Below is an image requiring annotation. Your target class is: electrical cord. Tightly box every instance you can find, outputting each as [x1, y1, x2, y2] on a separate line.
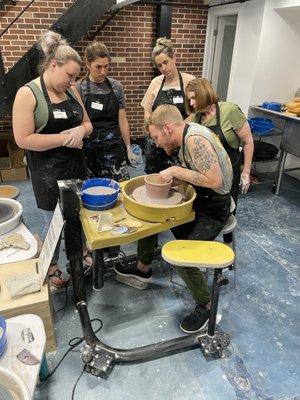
[53, 284, 69, 323]
[42, 318, 103, 382]
[71, 366, 86, 400]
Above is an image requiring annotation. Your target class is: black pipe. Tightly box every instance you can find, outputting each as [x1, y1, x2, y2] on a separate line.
[208, 268, 221, 336]
[77, 301, 204, 363]
[60, 187, 86, 303]
[93, 250, 105, 291]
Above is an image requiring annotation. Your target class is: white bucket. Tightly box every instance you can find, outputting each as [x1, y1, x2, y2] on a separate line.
[0, 198, 23, 236]
[0, 366, 31, 400]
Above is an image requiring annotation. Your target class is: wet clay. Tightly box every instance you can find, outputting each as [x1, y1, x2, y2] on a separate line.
[83, 186, 116, 195]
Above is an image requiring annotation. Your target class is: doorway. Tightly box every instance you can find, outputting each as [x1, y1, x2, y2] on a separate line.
[211, 15, 237, 100]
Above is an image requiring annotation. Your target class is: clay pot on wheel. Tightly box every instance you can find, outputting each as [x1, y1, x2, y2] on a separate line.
[144, 174, 172, 199]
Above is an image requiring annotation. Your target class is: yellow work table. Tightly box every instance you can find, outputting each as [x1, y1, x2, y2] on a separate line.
[80, 197, 195, 250]
[80, 187, 195, 290]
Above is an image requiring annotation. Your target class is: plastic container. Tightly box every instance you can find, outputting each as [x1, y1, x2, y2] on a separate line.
[81, 178, 120, 208]
[261, 101, 282, 112]
[131, 144, 143, 164]
[248, 117, 274, 135]
[0, 367, 31, 400]
[0, 315, 7, 358]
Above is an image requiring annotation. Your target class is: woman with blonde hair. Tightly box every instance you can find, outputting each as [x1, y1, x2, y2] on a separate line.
[12, 30, 92, 288]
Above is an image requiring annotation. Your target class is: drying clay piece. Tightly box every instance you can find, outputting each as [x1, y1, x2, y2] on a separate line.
[2, 233, 30, 250]
[132, 186, 182, 206]
[124, 219, 144, 228]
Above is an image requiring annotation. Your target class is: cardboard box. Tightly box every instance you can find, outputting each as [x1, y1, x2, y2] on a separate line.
[0, 259, 57, 353]
[1, 167, 27, 181]
[0, 140, 12, 170]
[8, 141, 25, 168]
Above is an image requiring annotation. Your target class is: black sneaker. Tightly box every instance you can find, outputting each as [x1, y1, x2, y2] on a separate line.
[114, 262, 152, 282]
[180, 304, 210, 333]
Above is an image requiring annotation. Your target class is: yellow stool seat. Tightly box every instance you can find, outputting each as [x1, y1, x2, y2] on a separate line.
[162, 240, 234, 269]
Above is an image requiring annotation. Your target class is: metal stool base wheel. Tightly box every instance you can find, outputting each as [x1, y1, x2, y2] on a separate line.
[162, 240, 235, 359]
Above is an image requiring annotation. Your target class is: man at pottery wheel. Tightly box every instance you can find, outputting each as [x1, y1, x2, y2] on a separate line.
[119, 104, 233, 333]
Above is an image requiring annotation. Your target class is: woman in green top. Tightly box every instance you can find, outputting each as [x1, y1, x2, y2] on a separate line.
[185, 78, 254, 207]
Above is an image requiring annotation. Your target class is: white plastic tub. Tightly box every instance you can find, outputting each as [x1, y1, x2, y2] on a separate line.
[0, 366, 31, 400]
[0, 198, 23, 236]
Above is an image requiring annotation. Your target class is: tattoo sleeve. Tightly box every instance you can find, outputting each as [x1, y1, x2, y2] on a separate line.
[191, 137, 217, 174]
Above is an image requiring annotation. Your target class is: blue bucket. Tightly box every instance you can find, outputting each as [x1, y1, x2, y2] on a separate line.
[248, 117, 274, 134]
[0, 315, 7, 358]
[81, 178, 120, 208]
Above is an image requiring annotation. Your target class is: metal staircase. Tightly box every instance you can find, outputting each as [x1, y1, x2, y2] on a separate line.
[0, 0, 118, 120]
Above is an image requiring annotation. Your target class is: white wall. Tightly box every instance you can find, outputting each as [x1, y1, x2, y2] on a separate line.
[250, 0, 300, 106]
[205, 0, 300, 113]
[227, 0, 265, 113]
[204, 0, 300, 175]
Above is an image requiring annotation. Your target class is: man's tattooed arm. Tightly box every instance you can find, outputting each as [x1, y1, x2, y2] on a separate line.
[188, 135, 222, 188]
[158, 136, 223, 189]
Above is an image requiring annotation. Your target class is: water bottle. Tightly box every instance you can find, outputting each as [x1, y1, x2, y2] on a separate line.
[131, 144, 143, 164]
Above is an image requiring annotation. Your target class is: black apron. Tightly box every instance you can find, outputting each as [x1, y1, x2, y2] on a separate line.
[26, 75, 87, 211]
[197, 102, 241, 207]
[171, 124, 231, 241]
[83, 77, 129, 181]
[144, 72, 186, 174]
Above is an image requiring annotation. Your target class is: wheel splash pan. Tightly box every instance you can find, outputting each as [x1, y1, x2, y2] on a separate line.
[122, 176, 196, 222]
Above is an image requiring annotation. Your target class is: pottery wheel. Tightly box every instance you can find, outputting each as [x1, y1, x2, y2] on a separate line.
[0, 203, 16, 223]
[132, 186, 182, 206]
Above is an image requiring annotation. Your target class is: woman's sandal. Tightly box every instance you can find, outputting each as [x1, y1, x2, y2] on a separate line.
[48, 265, 70, 289]
[83, 251, 93, 267]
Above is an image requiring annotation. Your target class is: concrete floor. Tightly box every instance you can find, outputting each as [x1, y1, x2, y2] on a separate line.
[5, 164, 300, 400]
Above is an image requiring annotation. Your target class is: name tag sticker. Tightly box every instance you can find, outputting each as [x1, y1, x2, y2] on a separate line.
[91, 102, 103, 111]
[173, 96, 184, 104]
[53, 110, 67, 119]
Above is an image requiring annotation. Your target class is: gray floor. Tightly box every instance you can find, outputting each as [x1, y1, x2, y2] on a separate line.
[5, 164, 300, 400]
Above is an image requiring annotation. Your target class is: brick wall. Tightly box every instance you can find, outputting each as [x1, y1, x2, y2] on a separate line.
[0, 0, 208, 138]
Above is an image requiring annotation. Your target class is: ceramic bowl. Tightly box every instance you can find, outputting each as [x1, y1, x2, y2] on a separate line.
[0, 198, 23, 236]
[81, 178, 120, 207]
[144, 174, 172, 199]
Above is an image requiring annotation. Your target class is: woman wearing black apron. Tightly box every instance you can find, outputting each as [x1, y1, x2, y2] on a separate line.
[12, 31, 92, 288]
[185, 78, 254, 209]
[141, 37, 196, 174]
[114, 37, 195, 284]
[76, 41, 136, 182]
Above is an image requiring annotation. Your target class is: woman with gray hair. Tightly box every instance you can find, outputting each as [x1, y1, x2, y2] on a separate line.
[12, 30, 92, 288]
